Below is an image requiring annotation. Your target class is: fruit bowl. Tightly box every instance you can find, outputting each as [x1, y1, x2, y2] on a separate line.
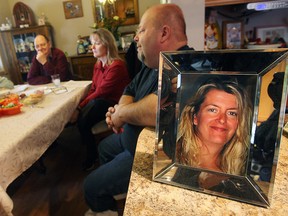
[0, 104, 22, 115]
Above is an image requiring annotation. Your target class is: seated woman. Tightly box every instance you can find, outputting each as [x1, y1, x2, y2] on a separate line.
[70, 28, 130, 170]
[176, 78, 252, 175]
[27, 34, 71, 85]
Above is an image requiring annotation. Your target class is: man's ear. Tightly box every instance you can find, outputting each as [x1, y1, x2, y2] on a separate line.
[160, 25, 170, 43]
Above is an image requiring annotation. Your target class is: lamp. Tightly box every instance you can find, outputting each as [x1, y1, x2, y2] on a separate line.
[99, 0, 116, 5]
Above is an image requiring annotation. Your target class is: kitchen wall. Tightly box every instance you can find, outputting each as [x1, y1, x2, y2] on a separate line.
[0, 0, 11, 23]
[167, 0, 205, 50]
[1, 0, 159, 56]
[0, 0, 9, 73]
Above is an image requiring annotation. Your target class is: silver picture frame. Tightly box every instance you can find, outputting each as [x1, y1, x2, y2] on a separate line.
[153, 49, 288, 207]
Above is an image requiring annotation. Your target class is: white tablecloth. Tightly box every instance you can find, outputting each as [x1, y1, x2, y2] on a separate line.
[0, 80, 91, 215]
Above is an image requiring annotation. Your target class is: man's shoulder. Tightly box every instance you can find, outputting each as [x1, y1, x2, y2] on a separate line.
[51, 47, 66, 56]
[133, 66, 157, 81]
[139, 66, 156, 75]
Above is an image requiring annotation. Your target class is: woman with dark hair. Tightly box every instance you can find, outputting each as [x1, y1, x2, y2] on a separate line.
[177, 78, 252, 175]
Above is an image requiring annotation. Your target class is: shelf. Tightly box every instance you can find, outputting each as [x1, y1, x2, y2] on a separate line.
[205, 0, 267, 7]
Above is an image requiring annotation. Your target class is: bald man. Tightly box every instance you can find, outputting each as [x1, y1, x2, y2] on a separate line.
[83, 4, 190, 215]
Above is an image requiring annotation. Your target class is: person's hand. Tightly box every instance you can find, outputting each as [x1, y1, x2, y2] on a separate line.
[105, 106, 115, 128]
[36, 51, 48, 65]
[106, 105, 125, 134]
[69, 110, 79, 124]
[106, 106, 122, 133]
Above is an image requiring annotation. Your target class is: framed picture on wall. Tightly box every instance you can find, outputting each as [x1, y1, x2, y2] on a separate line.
[256, 25, 288, 44]
[223, 21, 244, 49]
[63, 0, 83, 19]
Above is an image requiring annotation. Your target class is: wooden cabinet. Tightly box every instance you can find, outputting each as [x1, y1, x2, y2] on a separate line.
[69, 51, 126, 80]
[69, 54, 96, 80]
[206, 0, 266, 7]
[0, 25, 53, 84]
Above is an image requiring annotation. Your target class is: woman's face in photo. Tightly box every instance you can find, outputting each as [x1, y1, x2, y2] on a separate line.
[90, 34, 107, 58]
[193, 89, 239, 148]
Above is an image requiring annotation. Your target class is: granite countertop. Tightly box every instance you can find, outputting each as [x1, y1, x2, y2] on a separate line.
[124, 128, 288, 216]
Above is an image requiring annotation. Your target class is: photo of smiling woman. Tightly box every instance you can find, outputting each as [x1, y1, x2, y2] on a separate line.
[176, 78, 252, 175]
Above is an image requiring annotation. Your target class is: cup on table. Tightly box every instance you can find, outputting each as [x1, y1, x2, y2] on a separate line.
[51, 74, 61, 87]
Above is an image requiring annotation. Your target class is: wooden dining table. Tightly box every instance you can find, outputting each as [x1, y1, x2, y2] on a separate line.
[0, 80, 91, 216]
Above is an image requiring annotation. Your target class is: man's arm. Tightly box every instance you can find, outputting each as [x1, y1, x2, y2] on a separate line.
[106, 93, 158, 133]
[43, 51, 70, 81]
[112, 93, 158, 128]
[105, 95, 133, 132]
[27, 57, 51, 85]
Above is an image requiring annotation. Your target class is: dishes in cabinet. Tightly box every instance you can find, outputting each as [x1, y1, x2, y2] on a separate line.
[13, 38, 26, 53]
[25, 36, 35, 43]
[25, 36, 36, 51]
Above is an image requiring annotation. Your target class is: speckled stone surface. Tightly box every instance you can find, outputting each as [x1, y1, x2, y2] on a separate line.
[124, 128, 288, 216]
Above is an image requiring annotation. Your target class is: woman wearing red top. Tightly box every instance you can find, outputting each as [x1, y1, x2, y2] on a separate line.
[70, 28, 130, 170]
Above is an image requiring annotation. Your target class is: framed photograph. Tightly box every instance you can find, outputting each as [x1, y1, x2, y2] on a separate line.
[223, 21, 244, 49]
[154, 49, 288, 207]
[256, 25, 288, 44]
[204, 23, 221, 50]
[63, 0, 83, 19]
[38, 17, 45, 26]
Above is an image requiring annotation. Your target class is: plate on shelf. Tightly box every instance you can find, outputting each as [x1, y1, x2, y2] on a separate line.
[13, 38, 24, 45]
[25, 36, 35, 43]
[246, 44, 281, 49]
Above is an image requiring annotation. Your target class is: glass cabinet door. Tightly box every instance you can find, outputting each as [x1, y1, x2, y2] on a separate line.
[12, 32, 37, 81]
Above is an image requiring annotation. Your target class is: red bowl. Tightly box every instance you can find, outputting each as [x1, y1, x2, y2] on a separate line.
[0, 105, 22, 115]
